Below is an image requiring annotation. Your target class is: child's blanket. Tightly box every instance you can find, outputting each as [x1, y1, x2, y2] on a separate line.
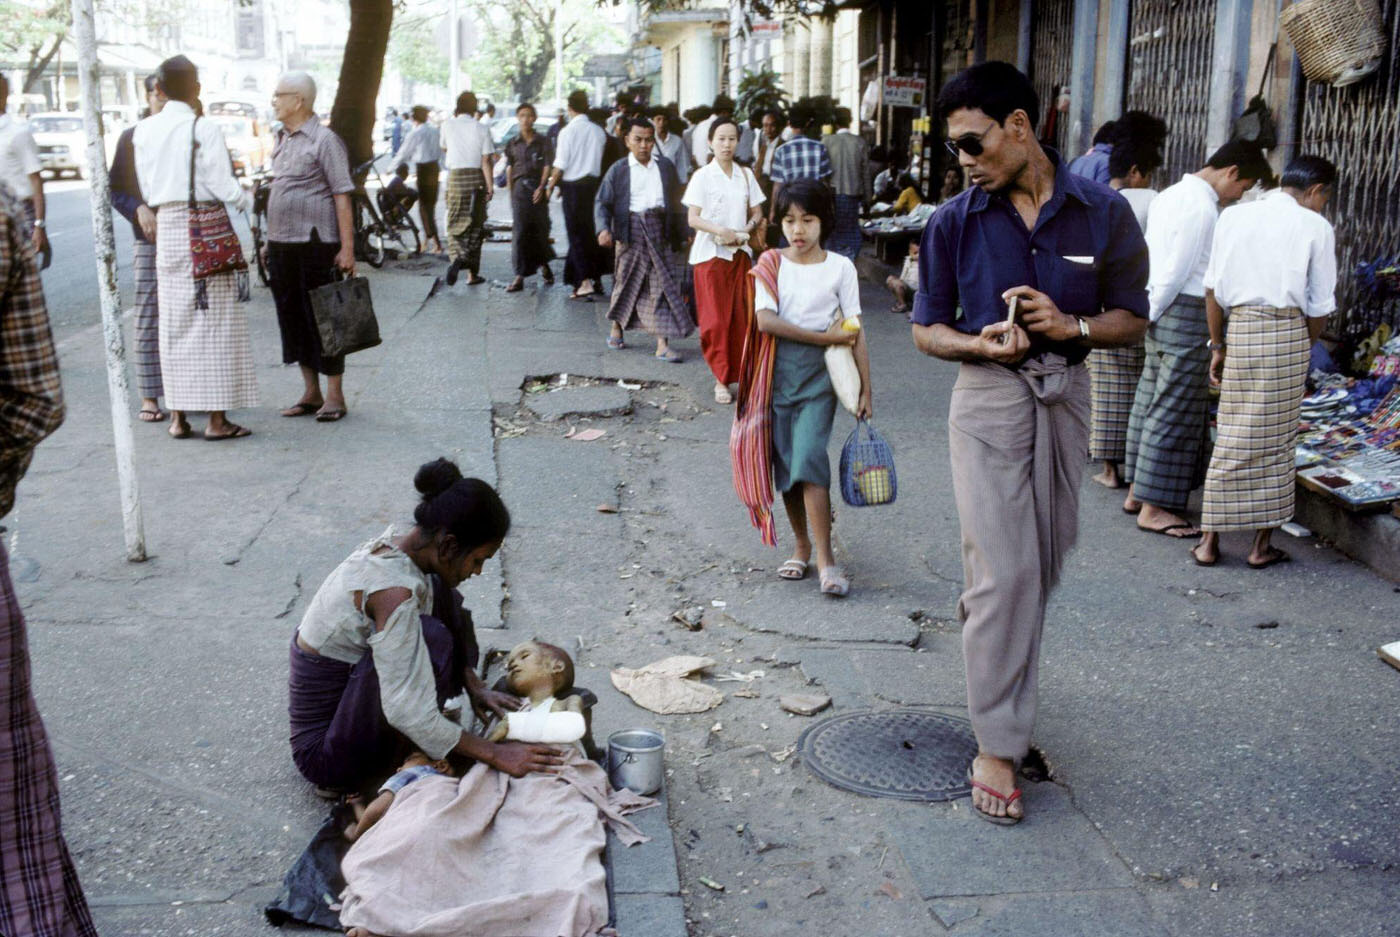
[339, 747, 654, 936]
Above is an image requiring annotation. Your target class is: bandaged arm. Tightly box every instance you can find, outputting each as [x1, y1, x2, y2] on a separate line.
[504, 705, 586, 744]
[367, 598, 463, 760]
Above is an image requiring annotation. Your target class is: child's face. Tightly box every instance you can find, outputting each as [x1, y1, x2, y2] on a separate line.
[505, 641, 563, 695]
[781, 204, 823, 253]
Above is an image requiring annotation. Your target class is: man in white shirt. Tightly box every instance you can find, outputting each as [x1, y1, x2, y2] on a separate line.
[649, 106, 689, 185]
[133, 54, 257, 441]
[1123, 140, 1269, 538]
[546, 90, 608, 299]
[0, 75, 46, 260]
[1192, 156, 1337, 569]
[390, 105, 442, 253]
[440, 90, 495, 285]
[596, 118, 690, 361]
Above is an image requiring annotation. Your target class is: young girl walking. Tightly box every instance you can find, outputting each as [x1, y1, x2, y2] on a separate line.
[683, 117, 766, 404]
[738, 178, 872, 596]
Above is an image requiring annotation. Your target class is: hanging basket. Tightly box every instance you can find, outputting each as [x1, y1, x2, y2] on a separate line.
[1280, 0, 1388, 87]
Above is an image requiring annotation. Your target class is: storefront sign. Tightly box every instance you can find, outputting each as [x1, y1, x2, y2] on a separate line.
[751, 20, 782, 38]
[883, 76, 927, 108]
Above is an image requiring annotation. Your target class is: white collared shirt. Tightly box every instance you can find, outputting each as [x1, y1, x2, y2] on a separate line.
[627, 153, 664, 213]
[552, 113, 605, 182]
[390, 121, 441, 169]
[0, 114, 41, 200]
[440, 114, 494, 170]
[682, 160, 764, 265]
[736, 124, 756, 163]
[760, 133, 780, 176]
[1118, 187, 1156, 232]
[1203, 189, 1337, 318]
[132, 101, 248, 210]
[1144, 172, 1219, 321]
[655, 131, 689, 184]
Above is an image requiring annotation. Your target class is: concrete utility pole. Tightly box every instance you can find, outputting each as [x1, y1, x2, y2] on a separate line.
[69, 0, 148, 562]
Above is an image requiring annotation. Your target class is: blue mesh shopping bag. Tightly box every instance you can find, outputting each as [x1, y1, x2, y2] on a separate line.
[839, 419, 897, 507]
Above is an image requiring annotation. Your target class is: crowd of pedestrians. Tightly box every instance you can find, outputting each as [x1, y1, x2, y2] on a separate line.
[0, 46, 1353, 929]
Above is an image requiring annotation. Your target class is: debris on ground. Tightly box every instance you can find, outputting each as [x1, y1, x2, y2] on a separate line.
[672, 606, 705, 630]
[611, 656, 723, 713]
[698, 877, 725, 892]
[878, 882, 903, 900]
[779, 693, 831, 716]
[565, 427, 606, 442]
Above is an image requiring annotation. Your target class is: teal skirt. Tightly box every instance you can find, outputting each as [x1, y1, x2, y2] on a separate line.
[771, 338, 837, 492]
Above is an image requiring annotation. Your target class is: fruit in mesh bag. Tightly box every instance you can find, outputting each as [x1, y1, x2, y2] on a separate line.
[856, 465, 891, 503]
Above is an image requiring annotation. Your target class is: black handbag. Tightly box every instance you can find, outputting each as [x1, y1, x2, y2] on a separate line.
[1232, 44, 1278, 150]
[309, 268, 381, 358]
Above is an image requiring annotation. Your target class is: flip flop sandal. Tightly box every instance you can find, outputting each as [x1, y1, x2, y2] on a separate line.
[819, 566, 849, 597]
[315, 408, 348, 423]
[776, 559, 808, 581]
[204, 423, 252, 441]
[505, 281, 525, 293]
[714, 384, 733, 404]
[966, 767, 1023, 826]
[1140, 522, 1198, 538]
[655, 350, 683, 363]
[607, 336, 626, 350]
[138, 408, 168, 422]
[280, 402, 321, 417]
[1247, 547, 1291, 570]
[1122, 503, 1142, 515]
[542, 270, 555, 284]
[1190, 545, 1218, 567]
[467, 276, 487, 286]
[168, 423, 192, 440]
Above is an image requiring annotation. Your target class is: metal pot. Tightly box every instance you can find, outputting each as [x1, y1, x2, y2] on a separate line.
[607, 728, 665, 795]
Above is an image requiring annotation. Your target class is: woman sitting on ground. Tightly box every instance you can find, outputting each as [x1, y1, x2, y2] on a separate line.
[287, 458, 564, 795]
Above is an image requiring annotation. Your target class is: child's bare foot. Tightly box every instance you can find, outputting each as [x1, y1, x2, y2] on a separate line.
[346, 928, 383, 937]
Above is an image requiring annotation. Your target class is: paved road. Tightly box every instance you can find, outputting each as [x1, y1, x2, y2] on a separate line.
[38, 179, 253, 342]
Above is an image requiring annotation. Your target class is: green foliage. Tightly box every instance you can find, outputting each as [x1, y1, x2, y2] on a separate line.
[388, 12, 449, 88]
[735, 66, 787, 120]
[0, 1, 68, 55]
[464, 0, 622, 105]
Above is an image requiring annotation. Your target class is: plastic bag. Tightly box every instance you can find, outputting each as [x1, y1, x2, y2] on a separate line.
[839, 419, 896, 507]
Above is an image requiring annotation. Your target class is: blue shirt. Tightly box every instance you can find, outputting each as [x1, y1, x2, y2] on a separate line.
[1067, 143, 1112, 184]
[769, 136, 832, 185]
[912, 151, 1149, 366]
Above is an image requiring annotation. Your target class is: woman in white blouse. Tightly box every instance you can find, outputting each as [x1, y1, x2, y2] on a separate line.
[682, 118, 765, 404]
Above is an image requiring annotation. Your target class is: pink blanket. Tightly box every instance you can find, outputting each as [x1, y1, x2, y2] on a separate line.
[339, 748, 655, 937]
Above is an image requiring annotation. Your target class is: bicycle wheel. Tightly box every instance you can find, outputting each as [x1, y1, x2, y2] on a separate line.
[398, 216, 421, 256]
[365, 224, 388, 268]
[253, 225, 271, 286]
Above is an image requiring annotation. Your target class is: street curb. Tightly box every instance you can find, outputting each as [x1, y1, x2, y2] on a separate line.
[607, 790, 686, 937]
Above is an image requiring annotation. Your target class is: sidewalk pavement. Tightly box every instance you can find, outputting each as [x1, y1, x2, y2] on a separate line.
[13, 225, 1400, 937]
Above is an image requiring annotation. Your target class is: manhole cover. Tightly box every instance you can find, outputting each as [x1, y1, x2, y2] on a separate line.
[797, 708, 978, 801]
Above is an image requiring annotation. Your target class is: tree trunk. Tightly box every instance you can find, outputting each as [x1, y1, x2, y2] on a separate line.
[24, 34, 64, 94]
[330, 0, 394, 172]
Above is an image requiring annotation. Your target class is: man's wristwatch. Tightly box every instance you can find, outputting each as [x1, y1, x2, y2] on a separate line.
[1206, 339, 1226, 351]
[32, 219, 45, 228]
[1076, 316, 1090, 340]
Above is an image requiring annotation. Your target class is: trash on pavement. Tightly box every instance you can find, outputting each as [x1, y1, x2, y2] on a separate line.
[780, 693, 832, 716]
[610, 655, 723, 713]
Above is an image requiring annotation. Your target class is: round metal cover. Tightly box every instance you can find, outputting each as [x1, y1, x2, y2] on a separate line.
[797, 708, 978, 801]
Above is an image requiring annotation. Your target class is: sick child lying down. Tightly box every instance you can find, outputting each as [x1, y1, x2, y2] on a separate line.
[339, 641, 653, 937]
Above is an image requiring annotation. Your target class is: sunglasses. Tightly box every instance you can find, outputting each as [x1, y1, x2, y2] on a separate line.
[944, 119, 998, 158]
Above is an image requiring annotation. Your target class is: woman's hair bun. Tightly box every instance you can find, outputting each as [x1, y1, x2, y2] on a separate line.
[414, 458, 465, 501]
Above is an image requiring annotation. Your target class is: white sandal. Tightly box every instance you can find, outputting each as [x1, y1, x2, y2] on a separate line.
[776, 559, 808, 581]
[819, 565, 849, 597]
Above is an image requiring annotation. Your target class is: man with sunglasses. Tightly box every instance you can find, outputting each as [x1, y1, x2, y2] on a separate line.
[910, 62, 1149, 825]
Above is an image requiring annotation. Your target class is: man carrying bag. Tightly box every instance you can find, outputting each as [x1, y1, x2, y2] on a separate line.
[265, 71, 357, 423]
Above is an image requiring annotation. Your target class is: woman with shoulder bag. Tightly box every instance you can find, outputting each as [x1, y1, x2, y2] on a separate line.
[682, 117, 766, 405]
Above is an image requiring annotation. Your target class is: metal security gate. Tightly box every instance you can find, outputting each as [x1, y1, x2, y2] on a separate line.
[1030, 0, 1074, 156]
[1124, 0, 1217, 187]
[1300, 0, 1400, 344]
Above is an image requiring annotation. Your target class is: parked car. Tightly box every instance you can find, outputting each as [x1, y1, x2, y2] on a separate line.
[205, 100, 275, 176]
[28, 113, 87, 178]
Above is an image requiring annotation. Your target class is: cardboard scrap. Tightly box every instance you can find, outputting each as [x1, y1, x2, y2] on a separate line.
[611, 655, 724, 714]
[566, 427, 606, 442]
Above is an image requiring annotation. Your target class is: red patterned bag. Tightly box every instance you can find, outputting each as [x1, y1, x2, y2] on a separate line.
[187, 117, 246, 305]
